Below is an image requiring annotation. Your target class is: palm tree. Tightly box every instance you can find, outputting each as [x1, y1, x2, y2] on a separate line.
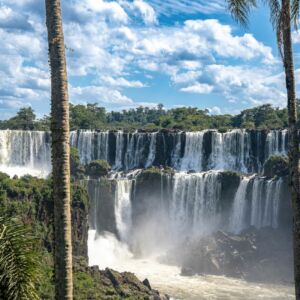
[45, 0, 73, 299]
[0, 218, 40, 300]
[226, 0, 300, 297]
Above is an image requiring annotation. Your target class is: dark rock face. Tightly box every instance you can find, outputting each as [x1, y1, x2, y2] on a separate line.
[86, 178, 118, 237]
[177, 228, 293, 283]
[218, 171, 241, 217]
[202, 131, 213, 170]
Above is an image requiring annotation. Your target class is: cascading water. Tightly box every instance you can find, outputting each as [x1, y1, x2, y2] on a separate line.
[145, 132, 157, 168]
[0, 130, 51, 177]
[179, 131, 206, 171]
[88, 171, 286, 252]
[250, 177, 283, 229]
[0, 129, 289, 176]
[171, 171, 222, 236]
[266, 129, 288, 157]
[229, 176, 252, 233]
[88, 171, 292, 300]
[114, 178, 133, 242]
[0, 129, 293, 299]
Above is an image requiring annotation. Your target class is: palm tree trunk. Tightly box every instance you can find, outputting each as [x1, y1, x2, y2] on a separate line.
[45, 0, 73, 299]
[282, 0, 300, 298]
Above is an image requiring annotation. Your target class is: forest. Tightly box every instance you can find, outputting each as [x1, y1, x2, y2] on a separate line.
[0, 102, 293, 131]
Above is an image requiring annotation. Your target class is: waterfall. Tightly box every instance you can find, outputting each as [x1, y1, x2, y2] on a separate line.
[250, 178, 264, 227]
[86, 171, 286, 259]
[70, 130, 94, 164]
[96, 131, 109, 162]
[0, 129, 288, 175]
[115, 131, 124, 169]
[249, 177, 283, 229]
[229, 176, 252, 233]
[145, 132, 157, 167]
[0, 130, 51, 177]
[171, 131, 183, 168]
[265, 129, 288, 157]
[209, 130, 250, 172]
[171, 171, 222, 236]
[180, 131, 206, 171]
[114, 179, 133, 242]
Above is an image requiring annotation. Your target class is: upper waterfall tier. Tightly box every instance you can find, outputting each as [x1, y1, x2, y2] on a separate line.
[72, 129, 288, 173]
[0, 129, 288, 176]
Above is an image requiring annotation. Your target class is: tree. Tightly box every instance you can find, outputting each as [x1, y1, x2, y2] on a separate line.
[0, 218, 40, 300]
[15, 107, 36, 130]
[1, 107, 36, 130]
[226, 0, 300, 297]
[45, 0, 73, 299]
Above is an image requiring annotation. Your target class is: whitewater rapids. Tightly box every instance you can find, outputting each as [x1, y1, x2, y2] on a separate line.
[88, 230, 294, 300]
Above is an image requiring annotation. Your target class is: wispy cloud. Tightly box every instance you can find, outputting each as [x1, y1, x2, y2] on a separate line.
[147, 0, 225, 16]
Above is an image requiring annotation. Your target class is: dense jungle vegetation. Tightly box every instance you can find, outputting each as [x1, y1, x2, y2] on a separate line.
[0, 102, 295, 131]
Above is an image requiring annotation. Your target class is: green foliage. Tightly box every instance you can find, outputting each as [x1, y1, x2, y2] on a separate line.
[0, 174, 165, 299]
[231, 104, 287, 129]
[0, 107, 36, 130]
[86, 160, 111, 178]
[0, 217, 41, 300]
[70, 103, 106, 130]
[263, 155, 289, 178]
[0, 102, 293, 131]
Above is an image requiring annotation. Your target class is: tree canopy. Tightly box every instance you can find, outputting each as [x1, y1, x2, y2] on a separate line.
[0, 102, 295, 131]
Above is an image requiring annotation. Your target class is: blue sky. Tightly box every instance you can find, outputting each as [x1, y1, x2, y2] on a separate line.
[0, 0, 300, 119]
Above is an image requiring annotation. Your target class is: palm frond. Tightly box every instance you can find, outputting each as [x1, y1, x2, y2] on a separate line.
[264, 0, 281, 29]
[291, 0, 300, 27]
[0, 218, 41, 300]
[276, 9, 284, 58]
[263, 0, 284, 56]
[226, 0, 257, 26]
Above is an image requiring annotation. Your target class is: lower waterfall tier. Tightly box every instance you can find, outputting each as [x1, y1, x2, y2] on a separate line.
[86, 169, 291, 257]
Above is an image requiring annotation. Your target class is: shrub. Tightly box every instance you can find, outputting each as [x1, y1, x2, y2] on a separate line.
[85, 160, 111, 178]
[263, 155, 289, 178]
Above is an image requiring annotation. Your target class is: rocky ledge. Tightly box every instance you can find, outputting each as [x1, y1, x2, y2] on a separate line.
[75, 258, 169, 300]
[164, 227, 293, 284]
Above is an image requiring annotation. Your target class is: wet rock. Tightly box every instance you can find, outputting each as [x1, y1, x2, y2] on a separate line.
[143, 278, 152, 290]
[187, 170, 196, 174]
[177, 227, 293, 283]
[181, 267, 196, 276]
[74, 262, 170, 299]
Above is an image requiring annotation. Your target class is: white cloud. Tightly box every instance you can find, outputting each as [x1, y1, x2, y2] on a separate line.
[77, 0, 129, 23]
[0, 0, 287, 116]
[201, 64, 287, 107]
[293, 31, 300, 44]
[208, 106, 222, 115]
[101, 76, 145, 88]
[132, 0, 157, 25]
[180, 83, 213, 94]
[70, 85, 134, 106]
